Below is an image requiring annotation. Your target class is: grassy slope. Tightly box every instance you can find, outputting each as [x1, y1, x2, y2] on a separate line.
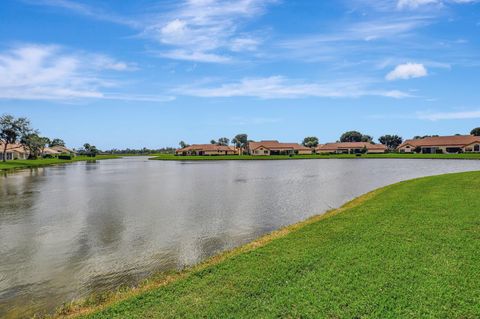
[0, 155, 120, 171]
[152, 153, 480, 161]
[79, 171, 480, 319]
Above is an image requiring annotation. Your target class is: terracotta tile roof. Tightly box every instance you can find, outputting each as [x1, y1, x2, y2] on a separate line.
[50, 145, 75, 153]
[176, 144, 236, 153]
[0, 142, 28, 154]
[399, 135, 480, 148]
[43, 147, 59, 154]
[317, 142, 387, 151]
[248, 140, 311, 151]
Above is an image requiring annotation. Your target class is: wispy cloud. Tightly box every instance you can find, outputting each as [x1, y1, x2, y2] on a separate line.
[175, 76, 411, 99]
[386, 63, 428, 80]
[275, 15, 433, 65]
[142, 0, 277, 63]
[21, 0, 139, 27]
[397, 0, 478, 9]
[397, 0, 439, 9]
[417, 109, 480, 120]
[0, 44, 172, 101]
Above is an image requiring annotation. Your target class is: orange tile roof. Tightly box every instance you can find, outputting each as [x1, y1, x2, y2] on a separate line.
[317, 142, 387, 151]
[50, 145, 75, 153]
[248, 140, 311, 151]
[399, 135, 480, 148]
[0, 142, 28, 154]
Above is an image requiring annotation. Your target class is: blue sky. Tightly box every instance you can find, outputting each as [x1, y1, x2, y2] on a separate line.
[1, 0, 479, 149]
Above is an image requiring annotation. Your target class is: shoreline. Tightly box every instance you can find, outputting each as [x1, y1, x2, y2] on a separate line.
[46, 171, 480, 318]
[0, 155, 122, 173]
[50, 182, 389, 319]
[151, 153, 480, 161]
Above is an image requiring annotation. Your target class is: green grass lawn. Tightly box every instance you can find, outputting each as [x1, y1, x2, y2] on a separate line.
[152, 153, 480, 161]
[0, 155, 121, 171]
[69, 171, 480, 319]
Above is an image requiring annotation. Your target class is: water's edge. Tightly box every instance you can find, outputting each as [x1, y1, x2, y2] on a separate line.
[48, 172, 462, 319]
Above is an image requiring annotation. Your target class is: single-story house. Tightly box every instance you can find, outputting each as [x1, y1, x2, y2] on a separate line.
[44, 145, 77, 156]
[176, 144, 237, 156]
[398, 135, 480, 154]
[247, 140, 313, 156]
[316, 142, 387, 154]
[43, 147, 59, 156]
[0, 143, 29, 161]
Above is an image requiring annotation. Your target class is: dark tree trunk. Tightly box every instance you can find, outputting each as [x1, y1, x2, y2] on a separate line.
[2, 142, 7, 162]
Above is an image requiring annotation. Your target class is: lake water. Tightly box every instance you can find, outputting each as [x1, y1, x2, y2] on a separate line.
[1, 157, 480, 318]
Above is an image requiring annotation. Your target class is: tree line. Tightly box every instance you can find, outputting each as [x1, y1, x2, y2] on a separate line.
[104, 147, 176, 155]
[0, 114, 99, 161]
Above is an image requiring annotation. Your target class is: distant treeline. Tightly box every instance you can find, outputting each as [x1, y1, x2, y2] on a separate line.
[104, 147, 176, 155]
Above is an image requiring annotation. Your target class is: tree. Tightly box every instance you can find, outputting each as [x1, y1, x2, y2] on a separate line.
[413, 135, 438, 140]
[232, 134, 248, 154]
[340, 131, 364, 143]
[471, 127, 480, 136]
[302, 136, 319, 148]
[179, 141, 189, 149]
[0, 114, 33, 162]
[210, 139, 217, 144]
[21, 134, 49, 159]
[83, 143, 99, 157]
[361, 135, 373, 143]
[217, 137, 230, 146]
[378, 135, 403, 151]
[49, 138, 65, 147]
[40, 137, 50, 155]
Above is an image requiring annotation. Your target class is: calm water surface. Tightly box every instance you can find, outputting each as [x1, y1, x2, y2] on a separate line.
[1, 157, 480, 318]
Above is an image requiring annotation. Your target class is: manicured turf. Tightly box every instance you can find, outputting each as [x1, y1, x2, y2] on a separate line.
[0, 155, 121, 171]
[74, 171, 480, 319]
[152, 153, 480, 161]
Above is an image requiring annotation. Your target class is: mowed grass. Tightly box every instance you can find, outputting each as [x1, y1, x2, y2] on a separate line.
[0, 155, 120, 171]
[76, 171, 480, 319]
[152, 153, 480, 161]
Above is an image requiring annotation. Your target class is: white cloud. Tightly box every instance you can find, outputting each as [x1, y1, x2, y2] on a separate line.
[417, 110, 480, 120]
[21, 0, 139, 27]
[143, 0, 276, 62]
[157, 50, 231, 63]
[175, 76, 410, 99]
[386, 63, 428, 80]
[397, 0, 439, 9]
[397, 0, 477, 9]
[0, 44, 170, 101]
[230, 37, 260, 52]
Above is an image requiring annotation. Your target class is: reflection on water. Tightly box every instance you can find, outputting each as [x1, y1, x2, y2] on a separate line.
[1, 157, 480, 318]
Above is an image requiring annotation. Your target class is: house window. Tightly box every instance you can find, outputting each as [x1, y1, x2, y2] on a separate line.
[475, 144, 480, 152]
[446, 147, 462, 154]
[264, 150, 268, 154]
[6, 152, 13, 160]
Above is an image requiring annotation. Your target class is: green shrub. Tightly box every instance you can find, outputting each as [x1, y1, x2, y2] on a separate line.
[58, 155, 72, 160]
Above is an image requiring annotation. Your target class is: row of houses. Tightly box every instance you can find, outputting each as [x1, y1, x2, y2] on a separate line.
[176, 140, 388, 156]
[0, 142, 76, 161]
[176, 135, 480, 156]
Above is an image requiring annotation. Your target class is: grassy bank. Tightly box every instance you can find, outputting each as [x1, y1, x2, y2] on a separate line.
[152, 153, 480, 161]
[59, 171, 480, 318]
[0, 155, 121, 171]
